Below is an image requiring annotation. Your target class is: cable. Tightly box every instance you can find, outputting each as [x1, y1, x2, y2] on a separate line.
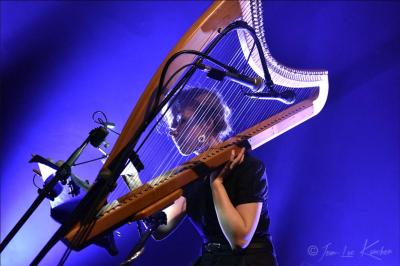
[32, 174, 41, 189]
[137, 22, 268, 155]
[50, 21, 270, 265]
[135, 63, 196, 153]
[92, 110, 108, 126]
[73, 155, 107, 166]
[141, 21, 272, 147]
[155, 50, 237, 108]
[241, 41, 256, 73]
[92, 111, 120, 136]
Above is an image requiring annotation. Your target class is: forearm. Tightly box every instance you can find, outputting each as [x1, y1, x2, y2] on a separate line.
[211, 182, 252, 249]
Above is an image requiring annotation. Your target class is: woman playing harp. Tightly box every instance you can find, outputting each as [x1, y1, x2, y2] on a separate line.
[60, 0, 327, 263]
[153, 88, 278, 266]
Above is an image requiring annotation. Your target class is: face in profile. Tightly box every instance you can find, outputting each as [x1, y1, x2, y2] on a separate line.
[165, 88, 232, 156]
[168, 107, 209, 156]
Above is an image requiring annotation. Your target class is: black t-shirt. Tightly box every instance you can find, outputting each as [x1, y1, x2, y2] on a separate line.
[183, 153, 271, 244]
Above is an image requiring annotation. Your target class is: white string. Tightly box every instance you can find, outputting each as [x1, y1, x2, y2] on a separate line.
[106, 27, 268, 204]
[147, 32, 261, 187]
[142, 32, 243, 186]
[147, 35, 247, 187]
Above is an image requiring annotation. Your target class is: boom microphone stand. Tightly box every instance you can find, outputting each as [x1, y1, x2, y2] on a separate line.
[0, 126, 109, 253]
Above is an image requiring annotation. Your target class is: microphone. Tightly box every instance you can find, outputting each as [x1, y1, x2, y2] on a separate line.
[244, 90, 296, 105]
[196, 62, 265, 92]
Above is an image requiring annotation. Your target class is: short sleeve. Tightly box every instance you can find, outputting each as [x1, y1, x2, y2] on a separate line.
[232, 156, 268, 206]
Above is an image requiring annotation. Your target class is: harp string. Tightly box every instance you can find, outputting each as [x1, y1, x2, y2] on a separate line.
[147, 44, 242, 186]
[141, 32, 243, 181]
[107, 28, 265, 204]
[146, 33, 259, 188]
[105, 24, 319, 208]
[104, 28, 245, 203]
[147, 32, 255, 186]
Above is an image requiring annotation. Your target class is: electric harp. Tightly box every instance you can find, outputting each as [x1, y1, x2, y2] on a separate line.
[64, 0, 328, 250]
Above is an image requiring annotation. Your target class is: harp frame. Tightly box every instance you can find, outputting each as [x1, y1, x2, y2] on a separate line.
[62, 0, 328, 250]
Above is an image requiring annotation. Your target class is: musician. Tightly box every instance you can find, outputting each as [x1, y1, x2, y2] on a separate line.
[157, 88, 278, 266]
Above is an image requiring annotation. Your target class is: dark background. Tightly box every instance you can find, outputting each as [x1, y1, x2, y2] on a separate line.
[1, 1, 399, 265]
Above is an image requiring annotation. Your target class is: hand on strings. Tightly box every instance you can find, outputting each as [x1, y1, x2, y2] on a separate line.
[210, 148, 245, 186]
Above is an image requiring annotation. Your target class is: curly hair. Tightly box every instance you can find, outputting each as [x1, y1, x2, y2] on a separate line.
[165, 88, 232, 140]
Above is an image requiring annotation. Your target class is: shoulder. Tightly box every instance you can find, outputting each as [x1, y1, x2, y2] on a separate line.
[237, 152, 266, 177]
[229, 152, 268, 205]
[232, 152, 268, 191]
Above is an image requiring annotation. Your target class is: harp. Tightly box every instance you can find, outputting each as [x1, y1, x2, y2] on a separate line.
[61, 0, 328, 251]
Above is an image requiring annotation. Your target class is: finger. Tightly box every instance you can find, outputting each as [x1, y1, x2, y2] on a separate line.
[239, 154, 244, 164]
[230, 150, 235, 161]
[230, 158, 239, 169]
[236, 148, 245, 160]
[240, 148, 245, 160]
[232, 153, 241, 164]
[230, 149, 245, 168]
[230, 153, 242, 169]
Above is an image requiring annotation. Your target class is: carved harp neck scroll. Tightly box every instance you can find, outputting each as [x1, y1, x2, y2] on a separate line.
[64, 0, 328, 249]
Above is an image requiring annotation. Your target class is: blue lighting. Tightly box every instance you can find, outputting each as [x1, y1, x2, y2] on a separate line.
[1, 1, 399, 266]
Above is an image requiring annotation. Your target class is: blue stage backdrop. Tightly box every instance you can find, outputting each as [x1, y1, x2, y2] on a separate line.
[1, 1, 399, 266]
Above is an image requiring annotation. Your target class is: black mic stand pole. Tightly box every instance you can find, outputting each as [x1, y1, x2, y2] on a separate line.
[30, 130, 130, 266]
[0, 127, 106, 254]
